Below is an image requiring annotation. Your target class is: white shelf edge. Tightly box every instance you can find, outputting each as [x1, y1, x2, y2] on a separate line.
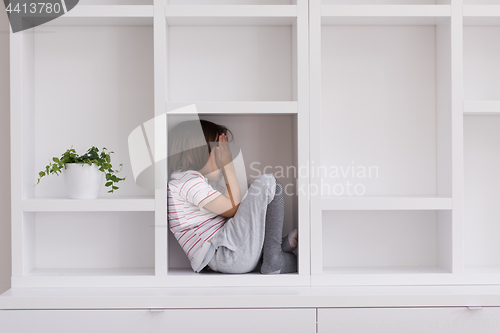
[321, 5, 450, 26]
[464, 100, 500, 115]
[463, 5, 500, 25]
[26, 268, 155, 277]
[5, 285, 500, 309]
[322, 266, 450, 275]
[312, 266, 500, 286]
[42, 5, 154, 26]
[22, 198, 155, 212]
[165, 5, 297, 26]
[465, 265, 500, 274]
[463, 5, 500, 17]
[66, 5, 154, 17]
[321, 196, 453, 210]
[10, 274, 310, 289]
[166, 5, 297, 17]
[166, 101, 298, 114]
[314, 266, 453, 287]
[165, 269, 310, 288]
[321, 5, 451, 17]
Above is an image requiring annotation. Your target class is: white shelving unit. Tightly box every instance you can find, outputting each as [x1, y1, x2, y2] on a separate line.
[10, 0, 157, 288]
[463, 7, 500, 282]
[10, 0, 310, 288]
[309, 0, 464, 285]
[7, 3, 500, 332]
[7, 0, 500, 292]
[162, 0, 310, 285]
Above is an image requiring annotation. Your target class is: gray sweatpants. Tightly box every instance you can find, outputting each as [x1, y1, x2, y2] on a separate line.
[207, 173, 277, 274]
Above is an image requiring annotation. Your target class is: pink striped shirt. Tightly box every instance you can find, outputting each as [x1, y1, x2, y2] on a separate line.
[167, 170, 227, 272]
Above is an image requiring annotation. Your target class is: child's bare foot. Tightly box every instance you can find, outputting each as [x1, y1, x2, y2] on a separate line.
[282, 229, 298, 252]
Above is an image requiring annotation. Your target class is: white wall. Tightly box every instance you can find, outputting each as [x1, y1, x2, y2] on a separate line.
[0, 10, 11, 294]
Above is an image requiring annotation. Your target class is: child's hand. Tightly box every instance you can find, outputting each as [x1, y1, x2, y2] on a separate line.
[214, 133, 233, 168]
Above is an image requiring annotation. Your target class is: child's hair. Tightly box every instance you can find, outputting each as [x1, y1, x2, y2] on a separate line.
[168, 120, 233, 178]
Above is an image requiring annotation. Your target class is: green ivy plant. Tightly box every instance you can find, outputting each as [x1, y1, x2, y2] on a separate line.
[35, 146, 126, 193]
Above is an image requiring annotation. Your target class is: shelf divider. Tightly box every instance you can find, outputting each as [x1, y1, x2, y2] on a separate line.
[154, 0, 169, 278]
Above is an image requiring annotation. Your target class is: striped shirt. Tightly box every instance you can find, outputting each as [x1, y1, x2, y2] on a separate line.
[167, 170, 227, 272]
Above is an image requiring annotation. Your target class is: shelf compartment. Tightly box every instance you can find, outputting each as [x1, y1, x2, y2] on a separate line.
[309, 0, 453, 277]
[22, 198, 155, 212]
[166, 102, 298, 114]
[464, 116, 500, 270]
[321, 5, 451, 25]
[30, 24, 154, 199]
[22, 212, 155, 278]
[464, 26, 500, 101]
[167, 114, 301, 276]
[166, 5, 297, 25]
[322, 196, 452, 210]
[320, 210, 453, 283]
[168, 25, 295, 102]
[44, 5, 154, 26]
[319, 24, 451, 197]
[464, 100, 500, 115]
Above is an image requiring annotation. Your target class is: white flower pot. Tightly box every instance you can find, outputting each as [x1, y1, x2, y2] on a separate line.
[63, 163, 104, 199]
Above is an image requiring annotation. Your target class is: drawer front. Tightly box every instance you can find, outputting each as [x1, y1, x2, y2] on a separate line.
[0, 308, 316, 333]
[163, 309, 316, 333]
[318, 307, 500, 333]
[0, 310, 166, 333]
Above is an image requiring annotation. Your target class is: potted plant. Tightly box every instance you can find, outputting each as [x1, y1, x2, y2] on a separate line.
[35, 146, 126, 199]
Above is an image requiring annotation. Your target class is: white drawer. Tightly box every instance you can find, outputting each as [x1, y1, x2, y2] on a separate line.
[0, 310, 166, 333]
[164, 308, 316, 333]
[0, 308, 316, 333]
[318, 307, 500, 333]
